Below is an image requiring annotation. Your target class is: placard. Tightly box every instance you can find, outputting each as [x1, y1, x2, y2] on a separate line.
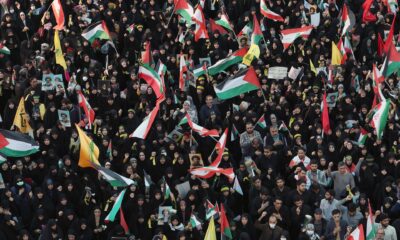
[268, 66, 288, 79]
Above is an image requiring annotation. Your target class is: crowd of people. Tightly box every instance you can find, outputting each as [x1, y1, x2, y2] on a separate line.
[0, 0, 399, 239]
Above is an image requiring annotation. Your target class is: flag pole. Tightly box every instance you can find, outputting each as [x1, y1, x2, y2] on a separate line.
[165, 1, 177, 29]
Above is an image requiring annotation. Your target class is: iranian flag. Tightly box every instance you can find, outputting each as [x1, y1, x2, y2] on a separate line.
[214, 67, 260, 100]
[220, 204, 233, 240]
[77, 91, 95, 128]
[348, 225, 365, 240]
[51, 0, 64, 30]
[372, 63, 384, 85]
[280, 26, 313, 50]
[138, 64, 164, 99]
[179, 54, 188, 91]
[96, 165, 136, 187]
[250, 14, 263, 46]
[216, 12, 234, 32]
[366, 202, 376, 240]
[260, 0, 284, 22]
[81, 21, 111, 43]
[0, 130, 39, 157]
[208, 47, 248, 76]
[105, 189, 126, 222]
[174, 0, 194, 24]
[192, 5, 208, 41]
[130, 98, 164, 139]
[256, 115, 267, 129]
[179, 113, 219, 137]
[371, 99, 390, 140]
[190, 166, 234, 180]
[322, 92, 331, 135]
[358, 128, 368, 145]
[341, 4, 355, 36]
[0, 44, 10, 55]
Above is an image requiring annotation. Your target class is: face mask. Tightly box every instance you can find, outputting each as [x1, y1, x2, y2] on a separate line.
[269, 223, 276, 229]
[306, 230, 314, 236]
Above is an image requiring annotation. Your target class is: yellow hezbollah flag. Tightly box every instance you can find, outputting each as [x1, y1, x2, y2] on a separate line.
[310, 59, 317, 75]
[54, 30, 67, 70]
[13, 98, 33, 133]
[242, 44, 260, 66]
[331, 41, 342, 66]
[76, 124, 100, 168]
[204, 216, 217, 240]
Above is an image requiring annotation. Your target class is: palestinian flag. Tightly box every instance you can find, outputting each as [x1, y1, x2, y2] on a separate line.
[105, 189, 126, 222]
[220, 204, 233, 240]
[357, 128, 368, 145]
[81, 21, 111, 43]
[371, 99, 390, 140]
[51, 0, 64, 30]
[341, 4, 355, 36]
[260, 0, 284, 22]
[190, 214, 202, 230]
[256, 115, 267, 129]
[366, 202, 376, 240]
[384, 17, 395, 53]
[179, 54, 188, 91]
[230, 124, 239, 141]
[322, 92, 331, 135]
[215, 12, 234, 32]
[0, 44, 10, 55]
[381, 44, 400, 77]
[138, 64, 164, 99]
[77, 91, 95, 128]
[193, 62, 208, 78]
[76, 125, 100, 168]
[348, 224, 365, 240]
[362, 0, 377, 22]
[96, 165, 136, 187]
[164, 179, 172, 199]
[179, 114, 219, 137]
[119, 208, 129, 234]
[209, 18, 229, 35]
[214, 67, 260, 100]
[130, 101, 161, 139]
[126, 24, 135, 33]
[0, 130, 39, 157]
[174, 0, 194, 24]
[378, 33, 385, 57]
[192, 5, 208, 41]
[237, 22, 252, 38]
[280, 26, 313, 50]
[208, 47, 248, 76]
[206, 200, 219, 220]
[250, 14, 263, 47]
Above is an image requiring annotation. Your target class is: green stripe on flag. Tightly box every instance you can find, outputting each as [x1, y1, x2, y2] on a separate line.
[105, 189, 126, 222]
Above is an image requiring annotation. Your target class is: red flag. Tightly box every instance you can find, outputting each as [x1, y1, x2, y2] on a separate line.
[51, 0, 65, 30]
[322, 92, 331, 134]
[141, 41, 152, 65]
[77, 91, 95, 128]
[220, 204, 233, 239]
[384, 17, 395, 54]
[377, 33, 384, 57]
[362, 0, 377, 22]
[209, 19, 228, 35]
[179, 54, 188, 91]
[119, 208, 129, 234]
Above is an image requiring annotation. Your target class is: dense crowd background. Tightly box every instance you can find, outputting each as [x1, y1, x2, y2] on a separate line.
[0, 0, 400, 239]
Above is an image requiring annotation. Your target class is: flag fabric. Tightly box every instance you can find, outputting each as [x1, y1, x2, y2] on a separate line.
[143, 170, 153, 188]
[126, 23, 135, 33]
[256, 115, 267, 129]
[164, 179, 172, 200]
[192, 5, 208, 41]
[129, 102, 160, 139]
[105, 189, 126, 222]
[0, 130, 39, 157]
[76, 125, 100, 168]
[341, 4, 355, 36]
[322, 92, 331, 134]
[215, 12, 234, 32]
[337, 38, 347, 64]
[233, 176, 243, 195]
[250, 15, 263, 46]
[331, 41, 343, 65]
[348, 224, 365, 240]
[179, 114, 219, 137]
[77, 91, 95, 128]
[204, 216, 217, 240]
[230, 124, 239, 141]
[381, 44, 400, 77]
[385, 0, 398, 13]
[81, 21, 111, 43]
[106, 140, 112, 160]
[366, 202, 376, 240]
[54, 30, 67, 70]
[190, 167, 234, 180]
[371, 99, 390, 140]
[141, 41, 153, 65]
[138, 64, 164, 99]
[190, 214, 202, 230]
[0, 44, 10, 55]
[174, 0, 194, 24]
[260, 0, 284, 22]
[242, 14, 263, 64]
[378, 33, 384, 57]
[220, 204, 233, 239]
[310, 59, 317, 74]
[119, 208, 129, 234]
[362, 0, 377, 22]
[357, 128, 368, 145]
[13, 98, 33, 134]
[193, 62, 208, 78]
[206, 201, 219, 220]
[214, 67, 260, 100]
[337, 36, 354, 64]
[237, 22, 252, 38]
[280, 26, 313, 50]
[372, 63, 384, 85]
[209, 18, 229, 35]
[384, 17, 395, 54]
[96, 165, 136, 187]
[208, 48, 248, 75]
[179, 54, 188, 91]
[51, 0, 64, 30]
[242, 43, 261, 65]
